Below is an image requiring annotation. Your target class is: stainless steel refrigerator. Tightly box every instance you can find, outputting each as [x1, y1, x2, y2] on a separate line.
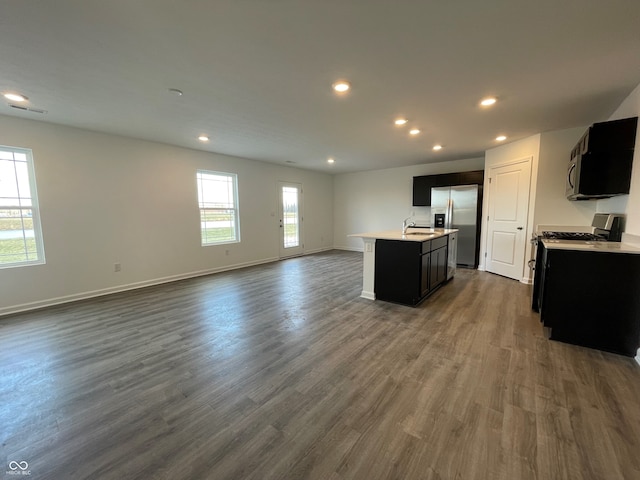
[431, 185, 479, 268]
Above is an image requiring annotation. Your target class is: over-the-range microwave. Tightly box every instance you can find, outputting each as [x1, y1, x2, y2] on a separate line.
[566, 117, 637, 201]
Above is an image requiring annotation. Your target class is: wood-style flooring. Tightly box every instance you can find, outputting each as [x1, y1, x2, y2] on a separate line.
[1, 250, 639, 479]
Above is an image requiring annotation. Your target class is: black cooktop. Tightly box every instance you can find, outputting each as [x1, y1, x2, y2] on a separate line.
[541, 231, 607, 241]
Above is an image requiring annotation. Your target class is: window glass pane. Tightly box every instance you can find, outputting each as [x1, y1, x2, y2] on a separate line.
[0, 159, 19, 199]
[0, 147, 45, 267]
[0, 209, 29, 264]
[282, 187, 299, 248]
[199, 174, 234, 209]
[197, 170, 239, 245]
[200, 209, 236, 244]
[15, 161, 32, 198]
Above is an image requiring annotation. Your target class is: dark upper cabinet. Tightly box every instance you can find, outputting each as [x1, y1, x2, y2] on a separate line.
[412, 176, 437, 206]
[412, 170, 484, 206]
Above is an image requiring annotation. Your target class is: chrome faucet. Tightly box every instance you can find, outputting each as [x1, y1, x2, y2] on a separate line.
[402, 217, 416, 234]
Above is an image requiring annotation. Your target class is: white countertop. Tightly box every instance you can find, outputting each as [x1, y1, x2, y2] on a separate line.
[349, 228, 458, 242]
[542, 239, 640, 254]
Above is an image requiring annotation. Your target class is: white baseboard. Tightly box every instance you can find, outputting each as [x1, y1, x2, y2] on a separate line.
[334, 245, 364, 252]
[360, 290, 376, 300]
[302, 246, 335, 255]
[636, 349, 640, 366]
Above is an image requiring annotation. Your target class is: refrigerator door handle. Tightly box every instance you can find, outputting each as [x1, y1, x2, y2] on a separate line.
[447, 199, 453, 229]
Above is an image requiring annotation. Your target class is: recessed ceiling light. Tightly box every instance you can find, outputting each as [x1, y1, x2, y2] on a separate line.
[4, 92, 28, 102]
[496, 135, 507, 142]
[327, 158, 335, 164]
[198, 135, 209, 142]
[168, 88, 183, 96]
[433, 145, 443, 151]
[409, 129, 421, 135]
[332, 80, 351, 93]
[394, 118, 408, 126]
[480, 97, 497, 107]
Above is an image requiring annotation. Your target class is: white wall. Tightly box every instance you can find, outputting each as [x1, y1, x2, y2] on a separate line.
[598, 82, 640, 236]
[333, 158, 485, 251]
[0, 115, 333, 315]
[535, 127, 596, 227]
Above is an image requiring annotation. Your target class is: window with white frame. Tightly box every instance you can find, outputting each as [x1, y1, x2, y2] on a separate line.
[0, 146, 45, 267]
[196, 170, 240, 245]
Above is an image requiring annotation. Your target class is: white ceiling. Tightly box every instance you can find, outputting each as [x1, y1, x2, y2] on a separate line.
[1, 0, 639, 173]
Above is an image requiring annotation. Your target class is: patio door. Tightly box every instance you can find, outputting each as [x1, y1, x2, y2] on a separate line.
[278, 182, 304, 258]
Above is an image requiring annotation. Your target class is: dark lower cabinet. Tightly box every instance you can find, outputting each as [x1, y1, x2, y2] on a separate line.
[420, 248, 431, 298]
[375, 236, 449, 306]
[535, 244, 640, 357]
[430, 245, 447, 289]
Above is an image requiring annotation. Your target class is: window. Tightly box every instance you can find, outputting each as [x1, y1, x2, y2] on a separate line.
[0, 146, 45, 267]
[197, 170, 240, 245]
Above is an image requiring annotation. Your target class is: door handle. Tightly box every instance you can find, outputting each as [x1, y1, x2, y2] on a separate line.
[517, 227, 523, 230]
[567, 162, 576, 189]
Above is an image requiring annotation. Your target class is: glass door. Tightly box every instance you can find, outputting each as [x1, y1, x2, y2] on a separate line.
[278, 182, 304, 258]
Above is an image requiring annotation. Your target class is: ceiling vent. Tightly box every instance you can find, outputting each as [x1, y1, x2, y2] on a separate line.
[9, 104, 47, 114]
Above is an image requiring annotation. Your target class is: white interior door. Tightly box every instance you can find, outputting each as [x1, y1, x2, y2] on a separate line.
[278, 182, 304, 258]
[485, 158, 531, 281]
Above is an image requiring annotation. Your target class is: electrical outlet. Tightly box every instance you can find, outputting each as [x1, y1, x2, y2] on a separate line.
[114, 263, 121, 272]
[225, 250, 229, 256]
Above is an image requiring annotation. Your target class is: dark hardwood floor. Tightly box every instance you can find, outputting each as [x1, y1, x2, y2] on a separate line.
[1, 250, 639, 479]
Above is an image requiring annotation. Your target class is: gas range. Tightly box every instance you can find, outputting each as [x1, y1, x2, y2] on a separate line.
[535, 213, 624, 244]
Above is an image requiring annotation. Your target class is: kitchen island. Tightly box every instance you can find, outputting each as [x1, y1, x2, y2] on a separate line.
[349, 229, 458, 306]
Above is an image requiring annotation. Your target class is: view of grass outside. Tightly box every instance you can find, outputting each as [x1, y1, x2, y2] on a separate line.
[200, 209, 237, 244]
[0, 238, 37, 263]
[0, 213, 38, 264]
[283, 212, 299, 247]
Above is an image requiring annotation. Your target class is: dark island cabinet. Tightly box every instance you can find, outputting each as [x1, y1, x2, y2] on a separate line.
[430, 241, 448, 289]
[375, 236, 449, 306]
